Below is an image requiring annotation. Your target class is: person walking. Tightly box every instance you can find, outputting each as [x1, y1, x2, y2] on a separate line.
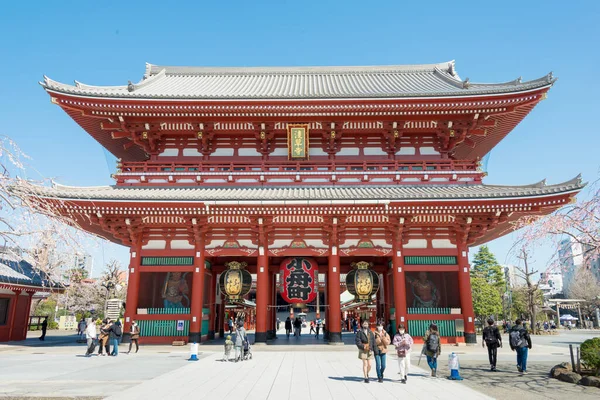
[482, 318, 502, 371]
[424, 323, 441, 377]
[355, 320, 376, 383]
[84, 318, 97, 357]
[234, 321, 247, 362]
[78, 318, 86, 340]
[509, 318, 532, 374]
[39, 318, 47, 341]
[98, 319, 111, 356]
[315, 318, 321, 339]
[126, 320, 140, 354]
[228, 317, 234, 335]
[309, 320, 316, 335]
[109, 320, 122, 356]
[285, 317, 292, 338]
[392, 323, 413, 384]
[294, 317, 302, 337]
[373, 321, 391, 383]
[352, 318, 358, 334]
[223, 335, 234, 361]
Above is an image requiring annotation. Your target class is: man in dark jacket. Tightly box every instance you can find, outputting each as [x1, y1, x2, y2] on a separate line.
[109, 320, 122, 356]
[509, 319, 532, 374]
[482, 318, 502, 371]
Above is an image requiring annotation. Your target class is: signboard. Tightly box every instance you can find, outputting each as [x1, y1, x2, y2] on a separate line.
[177, 320, 185, 331]
[287, 124, 310, 160]
[280, 257, 317, 304]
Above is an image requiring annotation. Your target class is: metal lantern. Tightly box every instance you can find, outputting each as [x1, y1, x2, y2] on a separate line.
[280, 257, 317, 304]
[219, 261, 252, 303]
[346, 261, 379, 302]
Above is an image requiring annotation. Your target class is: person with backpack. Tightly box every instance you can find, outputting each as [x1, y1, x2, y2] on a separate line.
[509, 319, 532, 374]
[109, 320, 122, 356]
[423, 323, 441, 377]
[482, 318, 502, 371]
[392, 323, 414, 384]
[285, 317, 292, 339]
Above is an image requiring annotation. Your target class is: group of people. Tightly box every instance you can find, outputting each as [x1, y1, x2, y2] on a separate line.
[223, 319, 249, 362]
[283, 316, 306, 338]
[483, 318, 532, 374]
[82, 318, 141, 357]
[354, 320, 420, 383]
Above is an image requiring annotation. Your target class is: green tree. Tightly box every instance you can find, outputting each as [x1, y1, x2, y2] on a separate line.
[471, 245, 505, 292]
[471, 276, 503, 326]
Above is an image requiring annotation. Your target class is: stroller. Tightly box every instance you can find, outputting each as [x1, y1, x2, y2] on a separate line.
[241, 338, 253, 360]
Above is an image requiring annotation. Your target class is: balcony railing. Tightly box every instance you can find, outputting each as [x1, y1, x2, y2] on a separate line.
[114, 159, 483, 186]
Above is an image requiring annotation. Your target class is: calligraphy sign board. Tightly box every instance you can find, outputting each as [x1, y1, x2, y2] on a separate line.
[287, 124, 310, 160]
[280, 257, 317, 303]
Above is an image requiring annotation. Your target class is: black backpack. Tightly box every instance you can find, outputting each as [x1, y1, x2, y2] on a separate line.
[426, 332, 439, 353]
[484, 327, 499, 346]
[113, 323, 122, 337]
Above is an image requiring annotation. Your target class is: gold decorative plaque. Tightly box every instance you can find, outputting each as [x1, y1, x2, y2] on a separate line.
[287, 124, 310, 160]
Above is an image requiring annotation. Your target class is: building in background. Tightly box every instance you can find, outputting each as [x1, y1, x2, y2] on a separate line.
[503, 264, 527, 288]
[559, 237, 600, 296]
[539, 271, 563, 297]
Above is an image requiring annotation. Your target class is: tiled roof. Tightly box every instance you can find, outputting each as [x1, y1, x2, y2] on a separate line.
[41, 61, 555, 100]
[0, 256, 54, 289]
[22, 176, 584, 203]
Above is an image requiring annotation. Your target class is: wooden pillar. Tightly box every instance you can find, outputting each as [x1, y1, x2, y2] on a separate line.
[208, 272, 216, 340]
[457, 240, 476, 343]
[8, 289, 22, 341]
[124, 241, 142, 334]
[22, 292, 34, 340]
[328, 243, 342, 343]
[190, 224, 206, 343]
[218, 295, 225, 338]
[392, 231, 407, 328]
[255, 219, 269, 343]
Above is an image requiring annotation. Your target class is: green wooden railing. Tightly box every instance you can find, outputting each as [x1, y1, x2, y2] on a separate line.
[138, 319, 189, 337]
[408, 320, 463, 337]
[408, 308, 451, 314]
[147, 308, 190, 314]
[141, 256, 194, 266]
[404, 256, 457, 265]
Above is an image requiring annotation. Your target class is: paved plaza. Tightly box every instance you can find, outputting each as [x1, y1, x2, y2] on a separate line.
[0, 330, 598, 399]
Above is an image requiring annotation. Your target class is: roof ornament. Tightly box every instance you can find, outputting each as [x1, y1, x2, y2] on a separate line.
[462, 78, 470, 89]
[546, 72, 554, 83]
[516, 76, 522, 85]
[127, 81, 135, 92]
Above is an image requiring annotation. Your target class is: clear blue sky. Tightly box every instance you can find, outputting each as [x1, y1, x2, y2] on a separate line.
[1, 1, 599, 275]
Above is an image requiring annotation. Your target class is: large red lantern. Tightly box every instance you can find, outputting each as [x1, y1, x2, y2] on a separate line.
[280, 257, 317, 304]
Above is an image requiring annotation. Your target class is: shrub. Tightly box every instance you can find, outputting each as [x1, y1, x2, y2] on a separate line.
[580, 337, 600, 376]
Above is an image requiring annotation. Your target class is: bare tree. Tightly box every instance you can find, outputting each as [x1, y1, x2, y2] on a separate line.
[566, 266, 600, 315]
[0, 135, 94, 287]
[515, 248, 542, 333]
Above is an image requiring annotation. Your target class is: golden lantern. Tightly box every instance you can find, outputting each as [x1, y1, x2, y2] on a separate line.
[346, 261, 379, 302]
[219, 261, 252, 303]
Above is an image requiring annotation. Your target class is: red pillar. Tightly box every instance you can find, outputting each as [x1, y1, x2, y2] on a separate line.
[8, 289, 22, 341]
[190, 231, 206, 343]
[255, 226, 269, 343]
[218, 295, 225, 338]
[457, 240, 476, 343]
[124, 241, 142, 334]
[327, 245, 342, 343]
[22, 292, 34, 340]
[208, 271, 216, 340]
[392, 237, 407, 329]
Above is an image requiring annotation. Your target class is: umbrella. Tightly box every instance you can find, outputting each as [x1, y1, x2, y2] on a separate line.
[560, 315, 578, 320]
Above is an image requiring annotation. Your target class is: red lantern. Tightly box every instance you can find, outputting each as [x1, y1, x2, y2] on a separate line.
[280, 257, 317, 304]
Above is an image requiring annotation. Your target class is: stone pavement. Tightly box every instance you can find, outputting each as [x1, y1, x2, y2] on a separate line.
[105, 351, 491, 400]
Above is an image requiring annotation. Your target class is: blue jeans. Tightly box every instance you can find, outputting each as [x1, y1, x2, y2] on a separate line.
[374, 353, 387, 379]
[111, 338, 119, 356]
[516, 347, 528, 371]
[426, 355, 438, 371]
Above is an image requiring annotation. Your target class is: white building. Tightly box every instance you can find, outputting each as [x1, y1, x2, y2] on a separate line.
[539, 272, 563, 296]
[503, 264, 526, 288]
[559, 237, 600, 296]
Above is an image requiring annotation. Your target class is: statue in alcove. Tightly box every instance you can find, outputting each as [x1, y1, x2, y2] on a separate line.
[407, 271, 438, 308]
[162, 272, 189, 308]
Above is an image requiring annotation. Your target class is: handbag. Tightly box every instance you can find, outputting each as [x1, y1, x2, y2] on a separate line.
[397, 349, 406, 358]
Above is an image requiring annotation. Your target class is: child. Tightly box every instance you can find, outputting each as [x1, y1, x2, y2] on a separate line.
[224, 335, 234, 361]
